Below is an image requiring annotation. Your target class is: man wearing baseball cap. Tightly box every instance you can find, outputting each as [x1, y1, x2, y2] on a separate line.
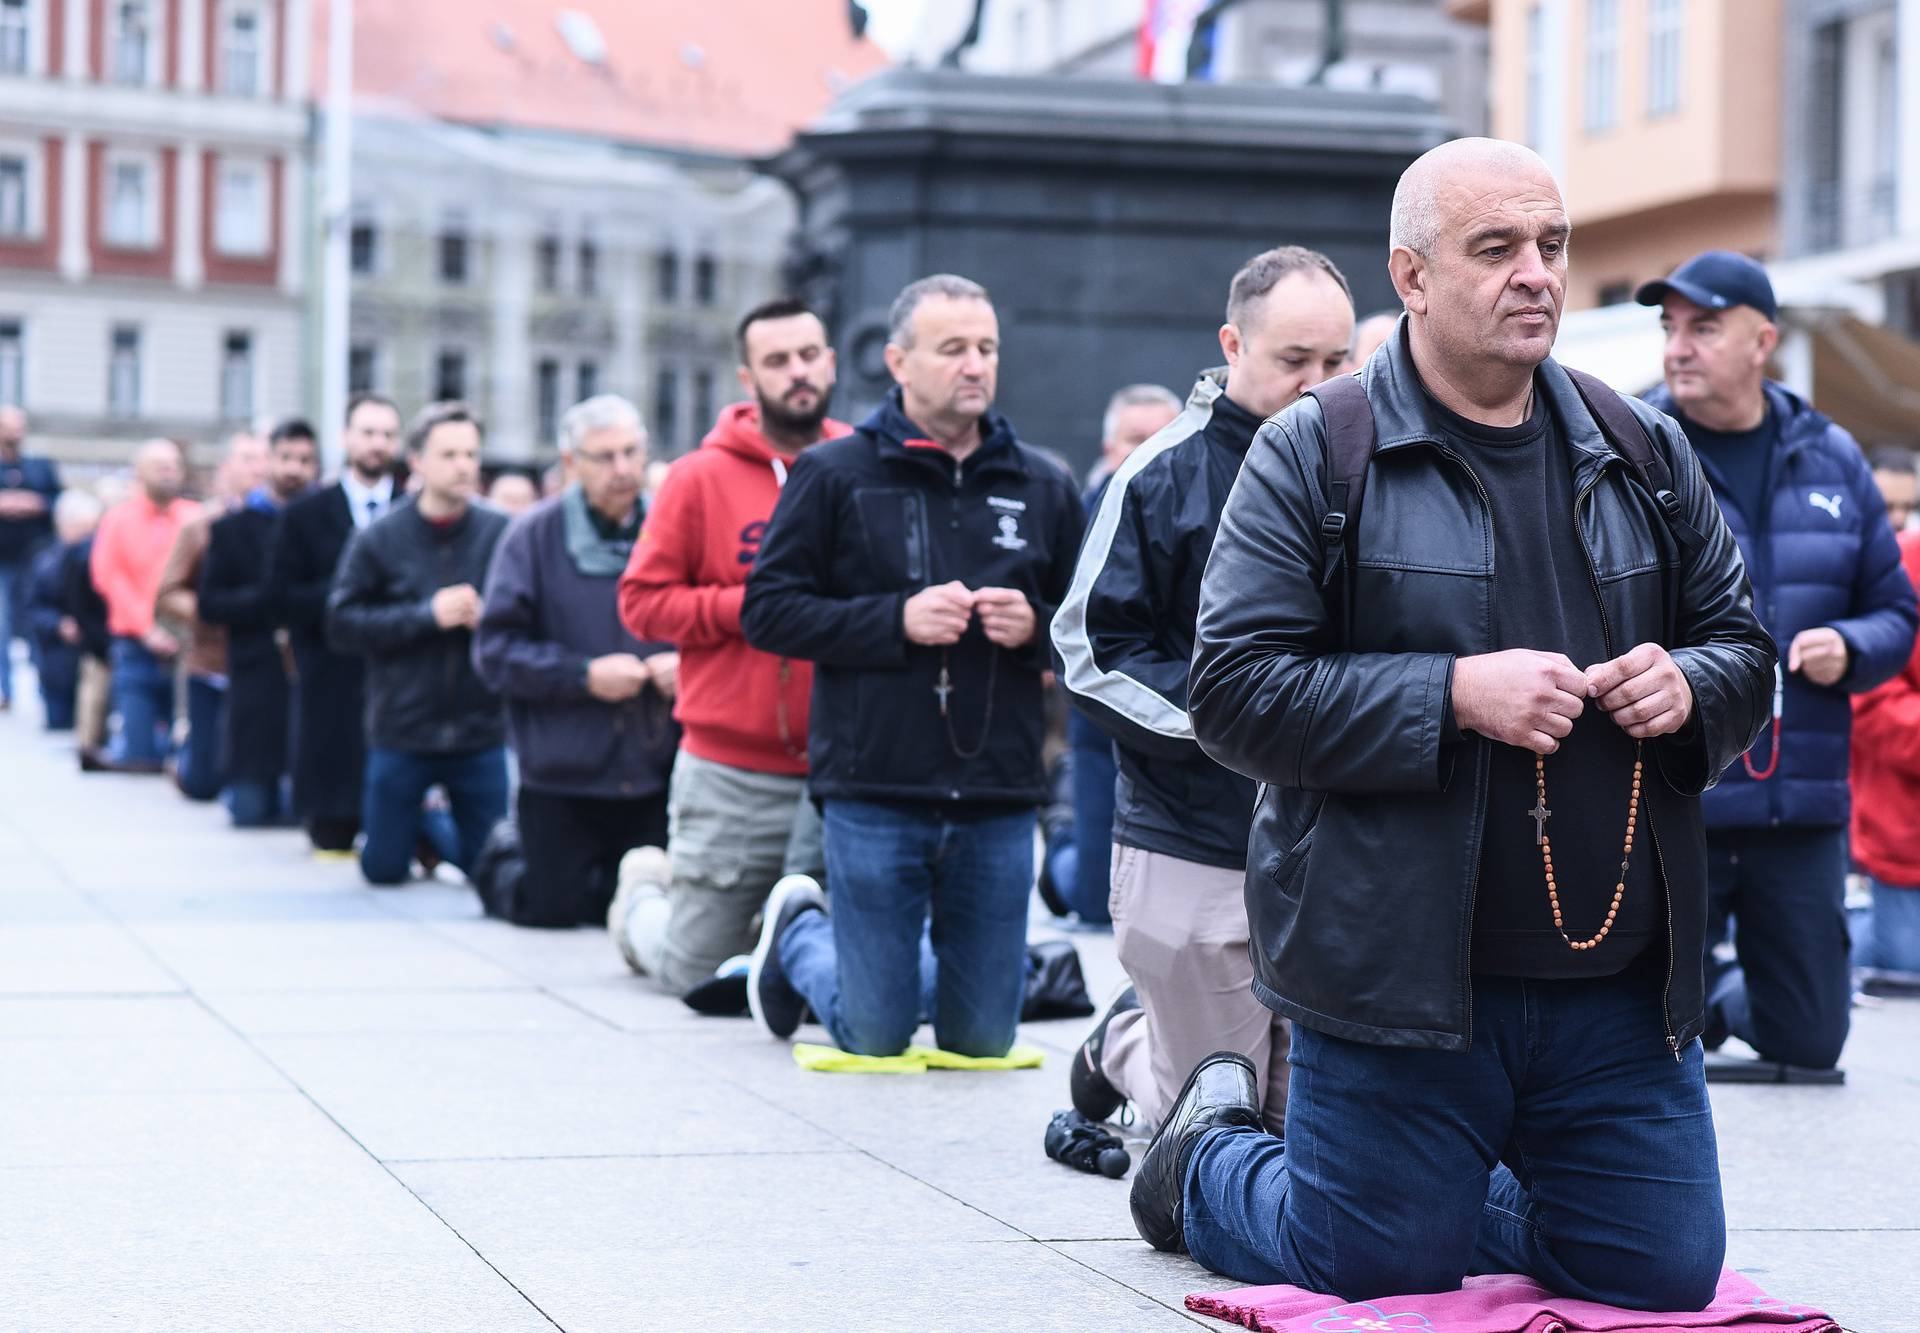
[1640, 250, 1916, 1076]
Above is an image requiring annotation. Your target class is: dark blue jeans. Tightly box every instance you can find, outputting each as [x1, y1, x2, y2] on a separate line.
[1067, 715, 1117, 923]
[360, 746, 508, 886]
[107, 636, 173, 764]
[0, 558, 23, 704]
[1184, 961, 1724, 1311]
[1852, 876, 1920, 974]
[225, 777, 290, 828]
[779, 798, 1034, 1057]
[1705, 826, 1852, 1069]
[176, 675, 227, 801]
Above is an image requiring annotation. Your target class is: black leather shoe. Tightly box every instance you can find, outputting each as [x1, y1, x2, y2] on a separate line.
[1129, 1051, 1261, 1253]
[1070, 984, 1140, 1121]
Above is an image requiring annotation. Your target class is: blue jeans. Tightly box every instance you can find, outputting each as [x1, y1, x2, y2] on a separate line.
[0, 559, 23, 704]
[779, 799, 1034, 1057]
[1705, 826, 1852, 1069]
[107, 636, 173, 764]
[360, 746, 508, 886]
[225, 777, 290, 828]
[1067, 718, 1117, 923]
[1184, 961, 1724, 1311]
[1854, 877, 1920, 974]
[176, 676, 227, 801]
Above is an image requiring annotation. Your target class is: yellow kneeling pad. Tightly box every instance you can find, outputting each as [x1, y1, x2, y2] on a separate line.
[792, 1042, 1046, 1074]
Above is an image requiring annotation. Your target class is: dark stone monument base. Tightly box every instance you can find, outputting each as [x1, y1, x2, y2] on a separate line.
[766, 69, 1450, 470]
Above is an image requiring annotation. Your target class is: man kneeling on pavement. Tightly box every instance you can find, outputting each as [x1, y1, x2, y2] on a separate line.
[1126, 138, 1774, 1312]
[1052, 244, 1355, 1135]
[740, 274, 1083, 1057]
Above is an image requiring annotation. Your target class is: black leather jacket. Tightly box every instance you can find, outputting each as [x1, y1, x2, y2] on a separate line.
[1191, 332, 1775, 1054]
[327, 498, 509, 755]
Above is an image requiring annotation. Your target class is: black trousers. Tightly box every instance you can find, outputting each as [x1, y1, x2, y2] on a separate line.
[513, 787, 670, 929]
[1704, 825, 1852, 1069]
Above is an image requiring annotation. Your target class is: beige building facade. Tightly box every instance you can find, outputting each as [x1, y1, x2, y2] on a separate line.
[1451, 0, 1783, 309]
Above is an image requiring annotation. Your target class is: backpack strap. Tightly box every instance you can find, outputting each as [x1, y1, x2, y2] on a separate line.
[1304, 375, 1377, 590]
[1562, 366, 1706, 558]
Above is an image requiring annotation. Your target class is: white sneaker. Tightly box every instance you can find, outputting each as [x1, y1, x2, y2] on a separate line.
[609, 845, 670, 974]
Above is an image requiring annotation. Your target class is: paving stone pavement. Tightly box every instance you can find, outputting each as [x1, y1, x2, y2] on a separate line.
[1, 705, 1913, 1331]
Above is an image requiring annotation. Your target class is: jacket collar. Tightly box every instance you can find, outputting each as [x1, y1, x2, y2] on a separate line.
[861, 387, 1026, 481]
[1361, 315, 1622, 493]
[400, 494, 473, 540]
[1194, 367, 1262, 457]
[1643, 379, 1829, 464]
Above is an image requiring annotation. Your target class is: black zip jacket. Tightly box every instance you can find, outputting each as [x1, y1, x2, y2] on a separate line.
[1191, 329, 1775, 1054]
[326, 498, 509, 755]
[199, 503, 292, 782]
[741, 390, 1084, 805]
[270, 483, 368, 822]
[1051, 369, 1258, 869]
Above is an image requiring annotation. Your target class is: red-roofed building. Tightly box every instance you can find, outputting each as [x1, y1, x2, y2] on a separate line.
[336, 0, 886, 158]
[0, 0, 312, 469]
[328, 0, 887, 462]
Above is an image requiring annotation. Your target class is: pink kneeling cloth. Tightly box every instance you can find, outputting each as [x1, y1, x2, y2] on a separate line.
[1186, 1270, 1839, 1333]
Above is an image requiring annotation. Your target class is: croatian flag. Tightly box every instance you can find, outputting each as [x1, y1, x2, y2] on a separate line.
[1137, 0, 1217, 83]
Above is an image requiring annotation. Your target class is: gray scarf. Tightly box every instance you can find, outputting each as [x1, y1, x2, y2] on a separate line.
[562, 485, 639, 577]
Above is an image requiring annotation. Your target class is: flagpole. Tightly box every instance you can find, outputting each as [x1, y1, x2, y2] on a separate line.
[319, 0, 353, 473]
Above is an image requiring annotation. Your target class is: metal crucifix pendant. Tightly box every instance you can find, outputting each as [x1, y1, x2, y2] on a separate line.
[935, 665, 953, 718]
[1528, 797, 1552, 846]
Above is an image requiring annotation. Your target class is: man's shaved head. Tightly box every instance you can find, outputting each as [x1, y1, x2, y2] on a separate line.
[1391, 138, 1566, 257]
[1387, 137, 1571, 419]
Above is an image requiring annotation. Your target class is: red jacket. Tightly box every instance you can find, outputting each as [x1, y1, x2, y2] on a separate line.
[1851, 530, 1920, 885]
[619, 403, 847, 775]
[91, 495, 200, 638]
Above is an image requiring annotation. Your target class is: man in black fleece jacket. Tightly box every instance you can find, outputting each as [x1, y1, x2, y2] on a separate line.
[327, 402, 509, 886]
[741, 274, 1084, 1057]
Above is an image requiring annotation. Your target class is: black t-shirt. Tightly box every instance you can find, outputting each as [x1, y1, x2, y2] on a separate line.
[1673, 406, 1776, 529]
[1427, 389, 1660, 978]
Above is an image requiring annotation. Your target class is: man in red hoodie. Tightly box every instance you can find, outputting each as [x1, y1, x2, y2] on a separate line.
[609, 298, 848, 994]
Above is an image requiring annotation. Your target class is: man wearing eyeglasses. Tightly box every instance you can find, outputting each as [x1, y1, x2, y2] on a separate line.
[474, 394, 680, 927]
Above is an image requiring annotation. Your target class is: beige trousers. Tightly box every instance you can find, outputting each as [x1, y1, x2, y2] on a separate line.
[1099, 844, 1289, 1136]
[75, 654, 110, 750]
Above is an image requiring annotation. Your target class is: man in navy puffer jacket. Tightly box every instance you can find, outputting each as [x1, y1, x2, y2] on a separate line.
[1641, 251, 1918, 1071]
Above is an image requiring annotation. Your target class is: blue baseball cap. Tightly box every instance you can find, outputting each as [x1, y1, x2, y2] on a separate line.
[1635, 250, 1778, 321]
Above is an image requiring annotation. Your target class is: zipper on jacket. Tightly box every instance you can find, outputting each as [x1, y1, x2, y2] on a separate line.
[1434, 444, 1495, 1049]
[904, 494, 927, 582]
[1575, 472, 1682, 1055]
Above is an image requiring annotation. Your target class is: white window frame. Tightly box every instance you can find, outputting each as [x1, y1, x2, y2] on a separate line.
[1646, 0, 1683, 118]
[431, 345, 471, 403]
[439, 214, 472, 287]
[219, 329, 255, 422]
[109, 0, 160, 87]
[0, 0, 52, 77]
[212, 155, 270, 257]
[0, 137, 46, 240]
[0, 319, 24, 408]
[217, 0, 270, 98]
[348, 202, 379, 277]
[534, 355, 561, 442]
[1583, 0, 1618, 134]
[101, 147, 161, 251]
[346, 339, 381, 395]
[107, 324, 142, 419]
[535, 230, 564, 293]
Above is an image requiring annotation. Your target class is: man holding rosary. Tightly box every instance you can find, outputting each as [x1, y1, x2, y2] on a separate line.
[740, 274, 1083, 1058]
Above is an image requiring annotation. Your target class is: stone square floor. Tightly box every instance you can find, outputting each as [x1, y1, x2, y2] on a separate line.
[0, 706, 1910, 1330]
